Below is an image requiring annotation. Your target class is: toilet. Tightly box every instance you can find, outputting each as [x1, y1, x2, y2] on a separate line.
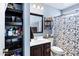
[48, 38, 64, 56]
[51, 46, 64, 56]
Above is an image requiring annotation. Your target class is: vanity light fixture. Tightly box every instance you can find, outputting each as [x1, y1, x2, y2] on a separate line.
[32, 4, 44, 10]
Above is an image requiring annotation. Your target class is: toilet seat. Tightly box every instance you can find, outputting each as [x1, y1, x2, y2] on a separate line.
[51, 46, 64, 54]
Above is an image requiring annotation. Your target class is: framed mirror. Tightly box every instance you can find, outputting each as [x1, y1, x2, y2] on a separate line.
[30, 13, 43, 33]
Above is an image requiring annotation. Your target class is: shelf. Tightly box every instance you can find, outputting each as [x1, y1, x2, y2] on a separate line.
[5, 46, 22, 52]
[5, 22, 22, 26]
[6, 8, 23, 14]
[5, 48, 22, 53]
[44, 25, 51, 26]
[44, 20, 52, 22]
[9, 48, 22, 52]
[5, 35, 22, 39]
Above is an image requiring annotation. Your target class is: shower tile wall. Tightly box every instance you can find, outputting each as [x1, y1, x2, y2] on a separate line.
[75, 15, 79, 55]
[53, 14, 79, 56]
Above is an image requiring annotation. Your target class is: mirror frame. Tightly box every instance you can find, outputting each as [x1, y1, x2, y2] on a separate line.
[30, 13, 43, 33]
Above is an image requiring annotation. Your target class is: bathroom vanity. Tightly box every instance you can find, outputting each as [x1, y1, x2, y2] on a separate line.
[30, 12, 51, 56]
[30, 39, 51, 56]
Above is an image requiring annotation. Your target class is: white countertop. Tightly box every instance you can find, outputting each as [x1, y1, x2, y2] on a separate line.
[30, 38, 51, 47]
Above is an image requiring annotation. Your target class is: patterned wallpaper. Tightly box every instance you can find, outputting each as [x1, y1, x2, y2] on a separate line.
[53, 14, 79, 56]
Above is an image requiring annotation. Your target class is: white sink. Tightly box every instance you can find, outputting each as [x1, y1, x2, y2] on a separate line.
[30, 39, 51, 47]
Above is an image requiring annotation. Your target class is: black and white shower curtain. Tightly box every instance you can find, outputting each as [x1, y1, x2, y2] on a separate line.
[53, 13, 79, 56]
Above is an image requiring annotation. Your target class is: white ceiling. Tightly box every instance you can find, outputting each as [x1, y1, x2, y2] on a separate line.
[46, 3, 77, 10]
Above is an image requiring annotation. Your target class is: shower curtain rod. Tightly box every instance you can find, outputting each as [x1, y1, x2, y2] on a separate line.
[54, 12, 79, 18]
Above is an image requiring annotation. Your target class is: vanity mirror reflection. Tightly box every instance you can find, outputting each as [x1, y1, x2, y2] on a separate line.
[30, 13, 43, 33]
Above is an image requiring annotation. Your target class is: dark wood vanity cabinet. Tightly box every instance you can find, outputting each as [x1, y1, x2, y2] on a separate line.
[30, 43, 50, 56]
[30, 45, 43, 56]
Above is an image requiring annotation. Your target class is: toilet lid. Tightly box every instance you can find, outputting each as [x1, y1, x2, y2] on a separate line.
[51, 46, 64, 54]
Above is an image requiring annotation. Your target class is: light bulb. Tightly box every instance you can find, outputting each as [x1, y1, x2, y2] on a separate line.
[37, 5, 40, 9]
[33, 4, 36, 8]
[41, 6, 44, 10]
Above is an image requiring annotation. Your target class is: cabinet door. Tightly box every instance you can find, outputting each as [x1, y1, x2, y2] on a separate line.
[30, 45, 43, 56]
[43, 43, 50, 56]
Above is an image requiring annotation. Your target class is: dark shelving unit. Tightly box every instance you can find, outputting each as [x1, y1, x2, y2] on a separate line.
[44, 20, 52, 30]
[5, 3, 23, 56]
